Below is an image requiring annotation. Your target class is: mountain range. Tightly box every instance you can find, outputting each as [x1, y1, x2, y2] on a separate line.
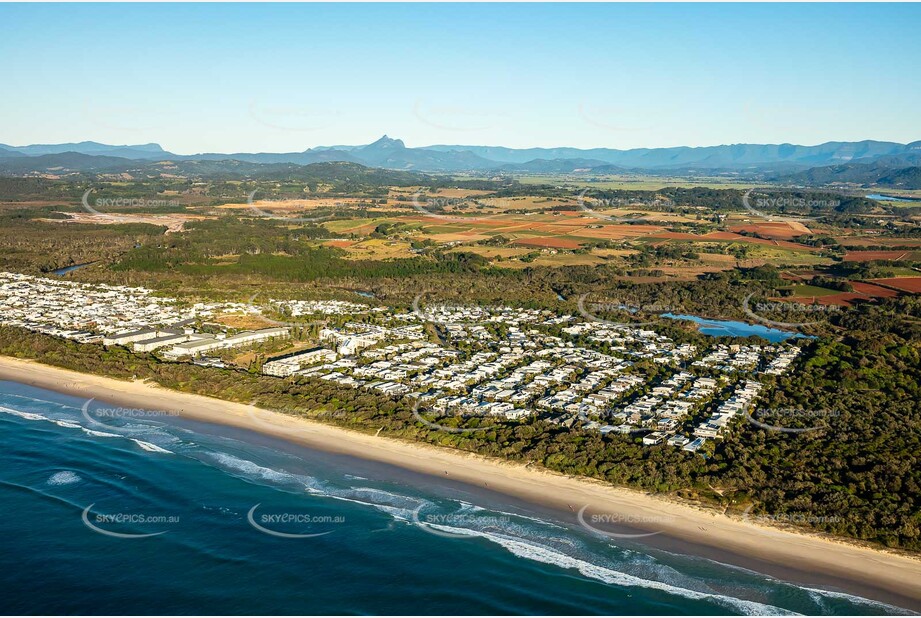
[2, 136, 920, 188]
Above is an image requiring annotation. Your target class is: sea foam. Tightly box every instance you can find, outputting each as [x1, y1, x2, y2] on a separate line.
[47, 471, 81, 486]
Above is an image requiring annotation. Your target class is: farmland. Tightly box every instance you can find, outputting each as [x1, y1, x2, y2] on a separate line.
[0, 171, 918, 307]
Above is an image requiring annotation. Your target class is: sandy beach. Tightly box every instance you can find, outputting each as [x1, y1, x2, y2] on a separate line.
[2, 355, 920, 610]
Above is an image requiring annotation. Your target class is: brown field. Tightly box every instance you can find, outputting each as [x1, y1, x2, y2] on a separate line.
[778, 277, 918, 306]
[512, 236, 583, 249]
[836, 237, 921, 248]
[729, 221, 812, 239]
[213, 314, 281, 329]
[843, 251, 911, 262]
[701, 231, 742, 240]
[651, 231, 699, 240]
[323, 239, 357, 248]
[428, 232, 492, 243]
[870, 277, 921, 293]
[849, 281, 900, 298]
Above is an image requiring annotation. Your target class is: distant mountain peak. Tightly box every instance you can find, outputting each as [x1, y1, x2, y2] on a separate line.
[364, 135, 406, 150]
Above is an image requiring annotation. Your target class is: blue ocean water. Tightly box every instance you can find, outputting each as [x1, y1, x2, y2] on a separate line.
[0, 381, 913, 616]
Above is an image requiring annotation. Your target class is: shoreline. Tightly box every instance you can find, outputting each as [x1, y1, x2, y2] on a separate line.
[2, 355, 920, 611]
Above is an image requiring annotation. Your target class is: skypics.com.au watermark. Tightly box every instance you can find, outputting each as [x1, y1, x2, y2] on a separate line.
[81, 189, 178, 215]
[742, 505, 841, 527]
[411, 506, 511, 539]
[576, 293, 668, 328]
[741, 189, 831, 221]
[741, 292, 841, 329]
[81, 398, 178, 431]
[754, 197, 840, 212]
[745, 407, 839, 434]
[247, 504, 343, 539]
[577, 505, 673, 539]
[411, 193, 469, 219]
[81, 504, 178, 539]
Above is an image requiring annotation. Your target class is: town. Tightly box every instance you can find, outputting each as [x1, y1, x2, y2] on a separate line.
[0, 271, 804, 453]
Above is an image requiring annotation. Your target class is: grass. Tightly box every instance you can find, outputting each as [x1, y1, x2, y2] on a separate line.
[445, 246, 533, 259]
[341, 238, 414, 261]
[787, 284, 842, 297]
[502, 253, 605, 269]
[322, 217, 387, 233]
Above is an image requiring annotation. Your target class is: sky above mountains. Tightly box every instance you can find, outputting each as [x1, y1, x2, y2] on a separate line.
[2, 3, 920, 153]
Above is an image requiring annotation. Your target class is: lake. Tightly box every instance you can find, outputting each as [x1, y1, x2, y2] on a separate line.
[660, 313, 806, 342]
[866, 193, 921, 203]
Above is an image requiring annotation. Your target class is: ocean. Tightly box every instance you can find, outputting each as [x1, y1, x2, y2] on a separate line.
[0, 380, 912, 616]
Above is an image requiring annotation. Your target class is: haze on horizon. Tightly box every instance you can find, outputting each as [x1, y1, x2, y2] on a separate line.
[2, 3, 920, 154]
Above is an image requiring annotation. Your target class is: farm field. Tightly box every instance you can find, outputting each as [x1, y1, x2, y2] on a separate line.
[834, 237, 921, 248]
[338, 238, 415, 261]
[843, 250, 916, 262]
[870, 277, 921, 294]
[503, 253, 607, 269]
[729, 221, 813, 239]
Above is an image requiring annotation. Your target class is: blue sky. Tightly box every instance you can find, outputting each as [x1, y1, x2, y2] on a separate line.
[1, 3, 919, 153]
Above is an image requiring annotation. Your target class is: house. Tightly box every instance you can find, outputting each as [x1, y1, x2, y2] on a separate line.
[667, 434, 690, 447]
[642, 431, 668, 445]
[683, 437, 707, 452]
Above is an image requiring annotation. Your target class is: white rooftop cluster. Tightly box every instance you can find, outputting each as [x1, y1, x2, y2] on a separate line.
[271, 299, 379, 317]
[0, 272, 196, 337]
[763, 346, 802, 375]
[418, 304, 552, 326]
[563, 321, 698, 364]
